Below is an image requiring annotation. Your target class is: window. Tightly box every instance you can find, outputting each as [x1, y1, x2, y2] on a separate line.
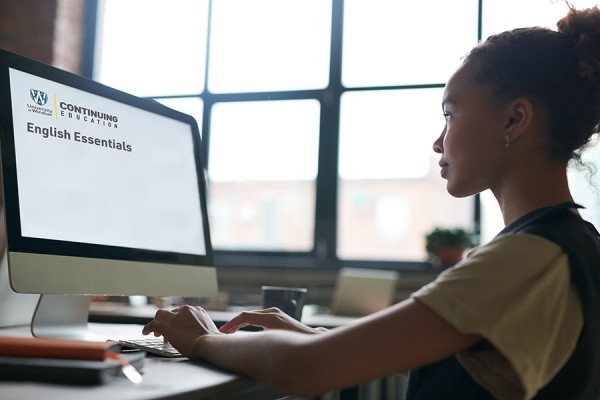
[92, 0, 600, 268]
[341, 0, 476, 87]
[337, 88, 473, 260]
[208, 99, 320, 251]
[568, 134, 600, 230]
[95, 0, 209, 97]
[208, 0, 331, 93]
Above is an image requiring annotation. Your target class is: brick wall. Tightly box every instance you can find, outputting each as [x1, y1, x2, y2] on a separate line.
[0, 0, 85, 73]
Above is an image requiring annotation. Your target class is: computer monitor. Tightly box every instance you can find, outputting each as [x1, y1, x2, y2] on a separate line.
[0, 49, 218, 340]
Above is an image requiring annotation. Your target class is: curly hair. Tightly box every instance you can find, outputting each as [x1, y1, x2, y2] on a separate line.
[462, 4, 600, 165]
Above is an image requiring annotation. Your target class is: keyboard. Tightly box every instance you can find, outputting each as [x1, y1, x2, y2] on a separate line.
[118, 338, 184, 358]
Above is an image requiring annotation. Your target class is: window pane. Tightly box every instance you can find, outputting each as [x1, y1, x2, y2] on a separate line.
[208, 100, 320, 251]
[569, 135, 600, 231]
[208, 0, 332, 93]
[480, 190, 504, 244]
[342, 0, 478, 88]
[337, 89, 473, 261]
[339, 89, 443, 180]
[482, 0, 599, 38]
[156, 97, 204, 137]
[95, 0, 208, 96]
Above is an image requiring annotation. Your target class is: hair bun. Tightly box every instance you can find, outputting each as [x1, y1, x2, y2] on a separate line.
[556, 5, 600, 80]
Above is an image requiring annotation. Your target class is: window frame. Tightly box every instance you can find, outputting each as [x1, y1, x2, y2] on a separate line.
[84, 0, 484, 271]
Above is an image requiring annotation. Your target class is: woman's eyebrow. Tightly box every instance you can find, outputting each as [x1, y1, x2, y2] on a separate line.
[442, 97, 458, 108]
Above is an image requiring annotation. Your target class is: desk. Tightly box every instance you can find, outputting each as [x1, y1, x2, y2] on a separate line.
[0, 323, 284, 400]
[88, 302, 359, 329]
[86, 303, 407, 400]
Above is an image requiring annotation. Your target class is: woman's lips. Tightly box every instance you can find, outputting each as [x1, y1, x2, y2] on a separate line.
[439, 161, 448, 177]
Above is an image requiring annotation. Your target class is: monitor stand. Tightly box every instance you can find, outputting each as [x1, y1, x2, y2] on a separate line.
[31, 293, 103, 341]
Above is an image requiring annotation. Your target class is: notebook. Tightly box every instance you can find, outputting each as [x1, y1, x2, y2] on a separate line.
[0, 336, 144, 385]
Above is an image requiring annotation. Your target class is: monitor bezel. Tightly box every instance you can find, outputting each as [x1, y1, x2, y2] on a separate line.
[0, 49, 214, 269]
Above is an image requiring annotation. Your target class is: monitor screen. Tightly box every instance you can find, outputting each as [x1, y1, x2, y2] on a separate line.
[0, 49, 217, 302]
[11, 67, 206, 256]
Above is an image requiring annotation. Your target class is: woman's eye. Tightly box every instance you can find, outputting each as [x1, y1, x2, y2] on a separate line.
[443, 112, 452, 120]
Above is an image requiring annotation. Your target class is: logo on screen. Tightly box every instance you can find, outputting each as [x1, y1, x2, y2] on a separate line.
[30, 89, 49, 106]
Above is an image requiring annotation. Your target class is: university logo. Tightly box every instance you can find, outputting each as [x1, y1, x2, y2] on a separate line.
[30, 89, 48, 106]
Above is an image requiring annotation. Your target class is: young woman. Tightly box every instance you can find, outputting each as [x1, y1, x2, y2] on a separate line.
[143, 5, 600, 399]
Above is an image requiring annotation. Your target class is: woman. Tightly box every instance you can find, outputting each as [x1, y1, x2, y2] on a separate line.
[143, 5, 600, 399]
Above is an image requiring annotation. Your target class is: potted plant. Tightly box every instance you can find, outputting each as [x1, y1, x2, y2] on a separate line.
[425, 227, 476, 269]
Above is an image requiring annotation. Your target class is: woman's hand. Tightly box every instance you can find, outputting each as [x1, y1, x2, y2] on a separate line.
[142, 305, 220, 358]
[219, 307, 327, 334]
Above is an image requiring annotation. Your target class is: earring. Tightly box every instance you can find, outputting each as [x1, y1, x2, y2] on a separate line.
[504, 135, 511, 148]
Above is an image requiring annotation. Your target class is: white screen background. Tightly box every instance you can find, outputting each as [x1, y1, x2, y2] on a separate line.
[9, 68, 206, 256]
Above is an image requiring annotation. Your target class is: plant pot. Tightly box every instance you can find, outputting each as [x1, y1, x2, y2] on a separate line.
[431, 246, 465, 269]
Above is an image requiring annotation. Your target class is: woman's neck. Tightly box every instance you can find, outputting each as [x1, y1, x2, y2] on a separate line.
[493, 166, 574, 226]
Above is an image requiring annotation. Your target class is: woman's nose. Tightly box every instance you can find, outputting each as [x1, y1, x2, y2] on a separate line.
[432, 128, 445, 154]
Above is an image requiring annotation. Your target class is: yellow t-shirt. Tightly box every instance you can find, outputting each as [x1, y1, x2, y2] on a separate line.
[412, 233, 583, 400]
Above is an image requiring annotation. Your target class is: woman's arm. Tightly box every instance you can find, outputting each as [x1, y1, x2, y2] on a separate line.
[143, 298, 480, 397]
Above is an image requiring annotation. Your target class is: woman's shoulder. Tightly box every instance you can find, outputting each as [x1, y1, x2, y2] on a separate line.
[445, 232, 565, 280]
[413, 231, 574, 324]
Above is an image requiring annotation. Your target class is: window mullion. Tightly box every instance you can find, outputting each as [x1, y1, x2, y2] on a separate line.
[314, 0, 344, 261]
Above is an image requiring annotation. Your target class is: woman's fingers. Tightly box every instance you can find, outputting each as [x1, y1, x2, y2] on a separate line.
[142, 308, 176, 335]
[219, 308, 315, 334]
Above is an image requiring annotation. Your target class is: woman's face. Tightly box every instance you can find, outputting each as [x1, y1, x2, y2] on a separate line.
[433, 64, 510, 198]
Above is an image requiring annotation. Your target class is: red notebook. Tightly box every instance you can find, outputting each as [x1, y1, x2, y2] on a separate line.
[0, 336, 120, 361]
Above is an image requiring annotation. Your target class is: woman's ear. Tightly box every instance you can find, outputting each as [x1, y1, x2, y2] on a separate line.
[503, 97, 534, 143]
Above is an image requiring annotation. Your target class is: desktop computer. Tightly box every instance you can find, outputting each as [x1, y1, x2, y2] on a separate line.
[0, 49, 218, 340]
